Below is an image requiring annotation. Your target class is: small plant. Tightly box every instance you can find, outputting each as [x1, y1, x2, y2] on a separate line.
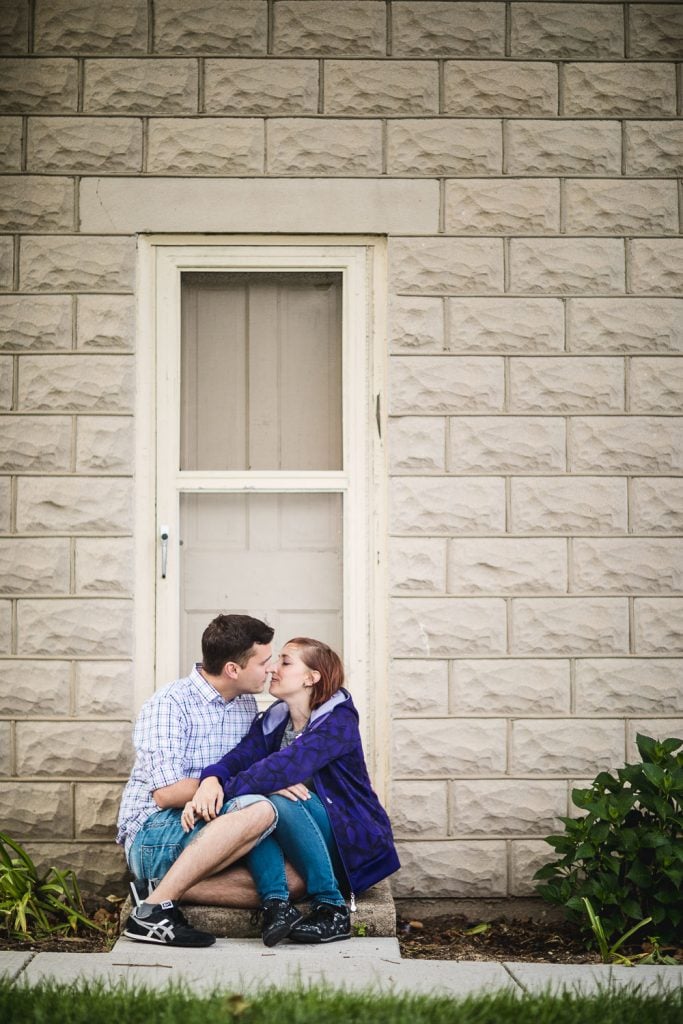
[352, 920, 368, 937]
[581, 897, 652, 965]
[534, 734, 683, 950]
[0, 831, 102, 941]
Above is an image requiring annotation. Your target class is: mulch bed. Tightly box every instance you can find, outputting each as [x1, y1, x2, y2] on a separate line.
[0, 906, 119, 954]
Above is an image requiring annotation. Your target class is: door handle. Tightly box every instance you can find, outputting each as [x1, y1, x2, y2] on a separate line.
[160, 524, 169, 579]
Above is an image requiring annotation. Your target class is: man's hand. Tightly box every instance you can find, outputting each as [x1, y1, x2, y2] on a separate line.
[271, 783, 310, 802]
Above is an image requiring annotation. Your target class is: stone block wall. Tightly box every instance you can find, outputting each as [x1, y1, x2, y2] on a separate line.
[0, 0, 682, 900]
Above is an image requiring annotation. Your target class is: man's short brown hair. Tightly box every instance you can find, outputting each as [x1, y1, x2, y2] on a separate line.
[201, 614, 274, 675]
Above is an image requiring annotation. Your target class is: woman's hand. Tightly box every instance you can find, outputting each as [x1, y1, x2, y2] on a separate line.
[181, 800, 197, 833]
[188, 776, 225, 825]
[271, 783, 311, 802]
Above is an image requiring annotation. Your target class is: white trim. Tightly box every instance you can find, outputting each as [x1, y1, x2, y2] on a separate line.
[135, 237, 388, 778]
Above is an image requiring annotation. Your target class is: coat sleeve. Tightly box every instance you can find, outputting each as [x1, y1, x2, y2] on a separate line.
[221, 707, 358, 798]
[199, 715, 268, 785]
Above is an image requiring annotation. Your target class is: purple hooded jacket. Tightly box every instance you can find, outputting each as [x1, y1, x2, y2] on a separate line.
[200, 689, 400, 894]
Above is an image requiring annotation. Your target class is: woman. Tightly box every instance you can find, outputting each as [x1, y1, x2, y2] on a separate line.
[181, 638, 399, 946]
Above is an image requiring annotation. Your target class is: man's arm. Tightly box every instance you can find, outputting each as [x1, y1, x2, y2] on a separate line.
[153, 777, 200, 809]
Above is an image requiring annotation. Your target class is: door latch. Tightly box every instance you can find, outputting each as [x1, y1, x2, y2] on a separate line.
[160, 524, 169, 579]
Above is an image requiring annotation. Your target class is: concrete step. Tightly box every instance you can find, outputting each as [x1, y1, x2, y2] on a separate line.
[120, 878, 396, 938]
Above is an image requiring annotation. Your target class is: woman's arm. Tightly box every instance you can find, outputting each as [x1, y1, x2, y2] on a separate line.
[199, 713, 268, 785]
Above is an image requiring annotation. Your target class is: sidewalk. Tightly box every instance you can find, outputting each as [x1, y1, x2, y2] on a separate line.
[2, 937, 683, 997]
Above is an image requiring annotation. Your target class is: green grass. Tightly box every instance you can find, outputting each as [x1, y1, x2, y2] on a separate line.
[1, 980, 682, 1024]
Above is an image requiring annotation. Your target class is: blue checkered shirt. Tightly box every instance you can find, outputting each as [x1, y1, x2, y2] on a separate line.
[116, 665, 258, 855]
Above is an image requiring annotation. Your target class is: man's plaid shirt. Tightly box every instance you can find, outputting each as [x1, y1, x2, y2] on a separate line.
[116, 665, 258, 855]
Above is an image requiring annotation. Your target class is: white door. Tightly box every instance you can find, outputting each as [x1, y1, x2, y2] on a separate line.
[141, 241, 385, 746]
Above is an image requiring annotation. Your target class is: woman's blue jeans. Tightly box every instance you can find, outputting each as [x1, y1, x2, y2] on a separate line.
[246, 792, 346, 907]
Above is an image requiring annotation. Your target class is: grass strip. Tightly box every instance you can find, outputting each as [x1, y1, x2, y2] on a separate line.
[1, 979, 682, 1024]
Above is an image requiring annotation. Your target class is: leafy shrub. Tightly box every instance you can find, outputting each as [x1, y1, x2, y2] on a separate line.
[0, 831, 101, 941]
[534, 734, 683, 946]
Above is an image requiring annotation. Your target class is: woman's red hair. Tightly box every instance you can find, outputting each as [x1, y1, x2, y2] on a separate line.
[286, 638, 345, 710]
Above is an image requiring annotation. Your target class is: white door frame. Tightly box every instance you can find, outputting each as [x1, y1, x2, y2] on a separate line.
[135, 235, 388, 786]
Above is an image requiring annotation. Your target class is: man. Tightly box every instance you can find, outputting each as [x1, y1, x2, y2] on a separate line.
[116, 613, 301, 946]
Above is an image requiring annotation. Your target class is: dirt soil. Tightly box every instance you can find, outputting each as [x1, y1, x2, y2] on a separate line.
[0, 905, 119, 954]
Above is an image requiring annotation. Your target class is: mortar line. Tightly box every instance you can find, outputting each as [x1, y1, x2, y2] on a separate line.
[142, 116, 149, 172]
[569, 657, 576, 714]
[71, 293, 77, 349]
[562, 297, 569, 352]
[503, 236, 510, 292]
[267, 0, 275, 54]
[147, 0, 154, 52]
[438, 59, 445, 114]
[557, 62, 564, 116]
[20, 115, 28, 171]
[77, 58, 84, 112]
[559, 177, 566, 234]
[381, 118, 387, 175]
[438, 178, 445, 233]
[197, 58, 204, 113]
[10, 598, 17, 655]
[442, 294, 450, 351]
[505, 2, 512, 57]
[70, 660, 77, 717]
[73, 174, 80, 231]
[12, 353, 18, 410]
[626, 475, 633, 534]
[28, 0, 35, 52]
[263, 118, 268, 174]
[677, 178, 683, 235]
[9, 476, 17, 534]
[12, 235, 20, 291]
[620, 120, 627, 177]
[385, 0, 392, 56]
[624, 354, 630, 413]
[566, 535, 573, 594]
[623, 2, 630, 60]
[628, 595, 635, 654]
[318, 59, 324, 113]
[501, 119, 508, 175]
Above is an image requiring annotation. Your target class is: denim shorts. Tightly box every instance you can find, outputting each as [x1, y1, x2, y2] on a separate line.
[127, 794, 276, 884]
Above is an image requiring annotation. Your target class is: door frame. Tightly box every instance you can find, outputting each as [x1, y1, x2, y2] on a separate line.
[135, 235, 389, 787]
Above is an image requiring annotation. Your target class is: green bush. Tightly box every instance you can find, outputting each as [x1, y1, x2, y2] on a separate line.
[534, 733, 683, 947]
[0, 831, 101, 941]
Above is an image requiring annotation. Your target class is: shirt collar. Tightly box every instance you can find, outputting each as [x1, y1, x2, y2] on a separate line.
[190, 663, 233, 705]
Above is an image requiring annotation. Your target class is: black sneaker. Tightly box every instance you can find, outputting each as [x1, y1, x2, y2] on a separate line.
[289, 902, 351, 944]
[260, 898, 304, 947]
[123, 900, 216, 947]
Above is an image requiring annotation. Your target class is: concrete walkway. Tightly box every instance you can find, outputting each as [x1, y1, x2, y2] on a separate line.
[2, 937, 682, 997]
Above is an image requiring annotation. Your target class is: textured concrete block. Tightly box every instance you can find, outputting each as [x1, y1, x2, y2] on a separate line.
[0, 117, 22, 169]
[26, 841, 127, 895]
[451, 659, 571, 715]
[387, 119, 501, 175]
[148, 117, 263, 174]
[77, 295, 134, 351]
[0, 0, 28, 52]
[84, 59, 197, 113]
[390, 658, 449, 714]
[631, 478, 683, 533]
[0, 355, 11, 409]
[18, 355, 134, 412]
[0, 237, 12, 290]
[390, 476, 505, 534]
[510, 239, 624, 295]
[0, 295, 71, 351]
[630, 357, 683, 413]
[629, 4, 683, 58]
[17, 477, 132, 532]
[448, 417, 565, 473]
[391, 237, 503, 294]
[0, 59, 78, 112]
[391, 781, 448, 837]
[0, 660, 70, 715]
[393, 840, 507, 897]
[451, 780, 566, 836]
[391, 598, 507, 656]
[76, 416, 134, 472]
[0, 603, 9, 656]
[509, 356, 624, 413]
[625, 121, 683, 175]
[0, 176, 73, 231]
[630, 240, 683, 294]
[16, 599, 132, 657]
[393, 717, 506, 776]
[388, 416, 445, 472]
[448, 298, 564, 354]
[511, 719, 625, 774]
[449, 538, 567, 595]
[390, 538, 447, 594]
[391, 356, 504, 414]
[444, 60, 557, 116]
[445, 179, 559, 234]
[393, 1, 504, 56]
[626, 719, 683, 761]
[75, 537, 133, 594]
[75, 782, 122, 837]
[570, 417, 683, 473]
[566, 179, 678, 235]
[568, 298, 683, 353]
[564, 63, 675, 116]
[20, 236, 135, 292]
[76, 661, 133, 716]
[511, 477, 627, 534]
[0, 783, 72, 839]
[267, 118, 381, 174]
[0, 416, 71, 471]
[511, 2, 623, 58]
[634, 598, 683, 653]
[35, 0, 147, 53]
[28, 116, 142, 172]
[509, 840, 554, 896]
[274, 1, 384, 55]
[512, 598, 629, 655]
[16, 720, 131, 775]
[0, 478, 9, 531]
[0, 538, 70, 595]
[576, 659, 683, 715]
[154, 0, 266, 54]
[506, 120, 621, 175]
[205, 59, 318, 114]
[390, 296, 444, 353]
[325, 60, 438, 115]
[573, 538, 683, 594]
